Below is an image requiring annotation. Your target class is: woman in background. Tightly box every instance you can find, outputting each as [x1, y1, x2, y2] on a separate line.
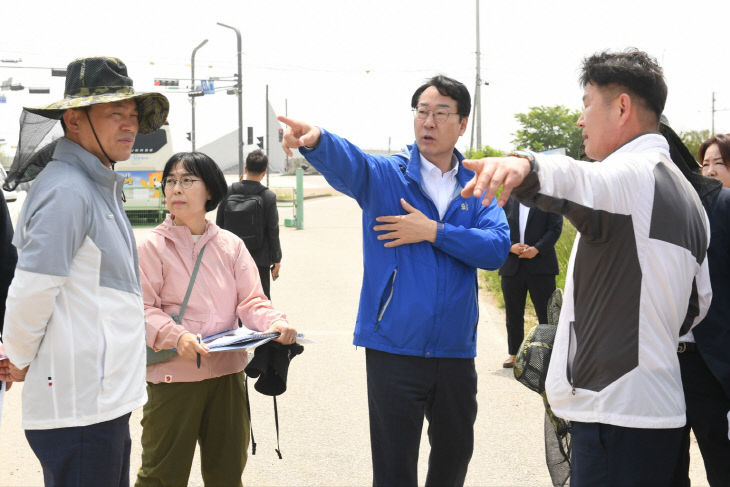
[699, 133, 730, 187]
[135, 152, 297, 487]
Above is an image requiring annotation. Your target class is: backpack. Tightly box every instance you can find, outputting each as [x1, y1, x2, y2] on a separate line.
[223, 184, 266, 252]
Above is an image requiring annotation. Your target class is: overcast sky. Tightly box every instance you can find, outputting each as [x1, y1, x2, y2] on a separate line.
[1, 0, 728, 157]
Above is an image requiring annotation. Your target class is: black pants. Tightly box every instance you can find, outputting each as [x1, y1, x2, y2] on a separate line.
[257, 264, 271, 300]
[671, 349, 730, 487]
[501, 268, 555, 355]
[570, 421, 683, 487]
[365, 348, 477, 487]
[25, 413, 132, 487]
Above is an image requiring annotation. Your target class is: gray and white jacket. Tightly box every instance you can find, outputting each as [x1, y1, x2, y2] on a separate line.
[517, 133, 711, 429]
[2, 137, 147, 430]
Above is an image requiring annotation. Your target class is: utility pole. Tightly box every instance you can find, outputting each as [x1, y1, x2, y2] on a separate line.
[712, 91, 716, 135]
[217, 22, 244, 179]
[190, 39, 208, 151]
[470, 0, 482, 150]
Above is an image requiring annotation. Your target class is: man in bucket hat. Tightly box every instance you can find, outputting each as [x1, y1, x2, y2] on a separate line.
[0, 57, 168, 487]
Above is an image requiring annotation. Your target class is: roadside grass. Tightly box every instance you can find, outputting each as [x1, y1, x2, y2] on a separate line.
[480, 218, 577, 330]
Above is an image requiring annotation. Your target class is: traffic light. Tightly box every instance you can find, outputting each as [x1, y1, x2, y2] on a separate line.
[186, 132, 191, 141]
[154, 79, 179, 87]
[278, 128, 284, 142]
[247, 127, 253, 145]
[256, 136, 264, 149]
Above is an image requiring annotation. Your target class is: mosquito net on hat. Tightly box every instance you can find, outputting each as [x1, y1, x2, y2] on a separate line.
[2, 110, 62, 191]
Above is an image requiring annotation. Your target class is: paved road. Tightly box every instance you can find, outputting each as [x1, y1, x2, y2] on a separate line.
[0, 188, 708, 486]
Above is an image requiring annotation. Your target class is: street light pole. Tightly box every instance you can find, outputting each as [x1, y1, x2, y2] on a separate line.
[470, 0, 482, 150]
[191, 39, 208, 152]
[217, 22, 244, 179]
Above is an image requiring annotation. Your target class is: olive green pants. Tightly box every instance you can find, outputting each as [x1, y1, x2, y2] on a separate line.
[135, 372, 249, 487]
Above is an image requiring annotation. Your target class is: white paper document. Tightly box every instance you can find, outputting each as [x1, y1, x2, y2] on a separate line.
[202, 327, 314, 352]
[203, 327, 280, 352]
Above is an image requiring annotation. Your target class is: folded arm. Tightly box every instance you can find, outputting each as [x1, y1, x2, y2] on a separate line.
[431, 198, 511, 270]
[373, 196, 510, 270]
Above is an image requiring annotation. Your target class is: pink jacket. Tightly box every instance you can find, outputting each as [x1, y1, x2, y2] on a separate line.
[138, 216, 287, 384]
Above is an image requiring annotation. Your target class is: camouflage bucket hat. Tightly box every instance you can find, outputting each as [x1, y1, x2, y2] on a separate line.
[23, 56, 169, 134]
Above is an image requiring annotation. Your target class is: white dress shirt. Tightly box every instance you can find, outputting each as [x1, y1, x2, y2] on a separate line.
[518, 203, 530, 244]
[419, 154, 459, 220]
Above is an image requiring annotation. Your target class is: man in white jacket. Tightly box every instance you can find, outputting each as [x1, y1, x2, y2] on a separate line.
[0, 57, 168, 487]
[460, 49, 711, 486]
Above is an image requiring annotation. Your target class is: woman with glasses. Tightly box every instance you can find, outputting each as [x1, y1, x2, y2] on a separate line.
[135, 152, 297, 486]
[699, 134, 730, 188]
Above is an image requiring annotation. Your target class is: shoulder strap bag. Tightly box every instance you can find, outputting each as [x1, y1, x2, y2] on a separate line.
[146, 244, 207, 366]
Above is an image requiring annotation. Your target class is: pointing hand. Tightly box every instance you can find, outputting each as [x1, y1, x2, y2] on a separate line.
[278, 116, 322, 157]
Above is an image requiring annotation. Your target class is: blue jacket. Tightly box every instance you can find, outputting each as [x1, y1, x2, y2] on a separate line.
[301, 129, 510, 358]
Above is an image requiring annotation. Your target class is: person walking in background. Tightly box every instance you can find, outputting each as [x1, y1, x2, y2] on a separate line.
[280, 75, 510, 487]
[0, 57, 168, 487]
[217, 149, 282, 300]
[499, 196, 562, 368]
[136, 152, 296, 486]
[461, 49, 711, 487]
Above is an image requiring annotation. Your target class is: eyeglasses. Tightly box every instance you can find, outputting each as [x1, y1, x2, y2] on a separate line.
[163, 177, 201, 190]
[412, 108, 459, 124]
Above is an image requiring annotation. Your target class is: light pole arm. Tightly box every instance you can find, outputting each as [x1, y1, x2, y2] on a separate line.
[190, 39, 208, 151]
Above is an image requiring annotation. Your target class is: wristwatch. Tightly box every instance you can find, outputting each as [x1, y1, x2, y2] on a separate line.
[509, 150, 535, 171]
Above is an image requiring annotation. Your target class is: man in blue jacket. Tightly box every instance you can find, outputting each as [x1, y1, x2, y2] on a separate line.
[280, 75, 510, 487]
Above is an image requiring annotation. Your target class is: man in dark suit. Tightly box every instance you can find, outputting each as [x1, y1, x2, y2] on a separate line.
[673, 183, 730, 486]
[499, 196, 562, 367]
[664, 124, 730, 486]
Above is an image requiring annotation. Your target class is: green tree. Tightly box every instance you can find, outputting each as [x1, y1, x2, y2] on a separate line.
[678, 129, 710, 161]
[464, 144, 505, 159]
[512, 105, 583, 158]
